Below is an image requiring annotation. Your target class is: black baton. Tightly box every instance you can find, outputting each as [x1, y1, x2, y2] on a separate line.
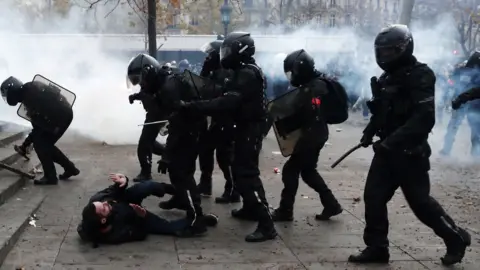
[0, 162, 35, 179]
[331, 143, 362, 169]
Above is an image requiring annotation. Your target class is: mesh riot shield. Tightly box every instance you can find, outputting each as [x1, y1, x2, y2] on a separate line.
[17, 74, 76, 122]
[182, 70, 222, 100]
[267, 87, 309, 157]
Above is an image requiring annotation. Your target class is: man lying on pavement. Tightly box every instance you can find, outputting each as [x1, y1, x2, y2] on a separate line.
[77, 173, 218, 246]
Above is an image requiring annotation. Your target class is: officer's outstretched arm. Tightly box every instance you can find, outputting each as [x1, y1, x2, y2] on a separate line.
[382, 68, 436, 149]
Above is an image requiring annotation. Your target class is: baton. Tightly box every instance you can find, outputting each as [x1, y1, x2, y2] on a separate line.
[330, 143, 362, 169]
[138, 120, 169, 126]
[0, 162, 35, 179]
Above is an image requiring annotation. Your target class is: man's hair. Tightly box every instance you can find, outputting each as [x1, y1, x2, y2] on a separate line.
[82, 203, 101, 229]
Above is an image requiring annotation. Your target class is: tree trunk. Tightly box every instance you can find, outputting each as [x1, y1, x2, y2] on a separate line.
[147, 0, 157, 58]
[399, 0, 415, 26]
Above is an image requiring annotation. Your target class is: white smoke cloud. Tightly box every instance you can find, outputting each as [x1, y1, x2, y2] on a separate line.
[0, 0, 147, 144]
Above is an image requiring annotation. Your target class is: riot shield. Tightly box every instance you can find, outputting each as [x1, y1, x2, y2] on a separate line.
[267, 87, 308, 157]
[182, 70, 222, 100]
[17, 74, 76, 122]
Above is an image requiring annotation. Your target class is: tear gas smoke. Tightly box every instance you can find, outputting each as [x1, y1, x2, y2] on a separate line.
[0, 1, 147, 144]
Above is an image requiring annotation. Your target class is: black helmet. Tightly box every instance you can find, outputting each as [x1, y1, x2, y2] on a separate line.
[1, 76, 24, 106]
[220, 32, 255, 69]
[466, 50, 480, 69]
[200, 40, 223, 55]
[283, 49, 315, 87]
[126, 53, 161, 88]
[178, 59, 190, 71]
[374, 24, 414, 71]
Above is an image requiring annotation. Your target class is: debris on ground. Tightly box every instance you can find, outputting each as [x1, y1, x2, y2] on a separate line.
[273, 168, 280, 174]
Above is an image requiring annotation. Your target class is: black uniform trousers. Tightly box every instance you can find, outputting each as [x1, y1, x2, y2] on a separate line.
[198, 121, 235, 193]
[168, 130, 204, 223]
[233, 122, 273, 229]
[31, 120, 75, 181]
[280, 143, 339, 211]
[137, 112, 163, 175]
[364, 151, 463, 248]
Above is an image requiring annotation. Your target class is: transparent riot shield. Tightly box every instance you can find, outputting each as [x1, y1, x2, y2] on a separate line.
[182, 70, 221, 99]
[17, 74, 76, 122]
[267, 87, 308, 157]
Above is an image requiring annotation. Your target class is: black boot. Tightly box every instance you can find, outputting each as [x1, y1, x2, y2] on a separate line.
[59, 167, 80, 180]
[271, 208, 294, 222]
[441, 227, 471, 266]
[197, 181, 212, 197]
[159, 196, 187, 210]
[245, 226, 278, 242]
[315, 205, 343, 221]
[231, 207, 258, 221]
[215, 189, 241, 204]
[14, 145, 30, 160]
[348, 247, 390, 264]
[34, 176, 58, 186]
[133, 172, 152, 183]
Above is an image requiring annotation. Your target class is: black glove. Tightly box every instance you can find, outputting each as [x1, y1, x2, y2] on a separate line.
[370, 76, 380, 96]
[157, 159, 169, 174]
[129, 93, 139, 104]
[372, 141, 390, 154]
[451, 98, 463, 110]
[360, 134, 373, 148]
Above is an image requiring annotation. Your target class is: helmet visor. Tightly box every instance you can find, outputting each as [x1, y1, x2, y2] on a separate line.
[375, 42, 407, 64]
[126, 74, 140, 89]
[220, 46, 232, 62]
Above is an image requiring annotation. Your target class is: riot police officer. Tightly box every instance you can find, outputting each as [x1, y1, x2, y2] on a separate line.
[127, 54, 167, 182]
[127, 53, 210, 237]
[349, 24, 470, 266]
[270, 49, 343, 222]
[1, 76, 79, 185]
[181, 32, 277, 242]
[196, 40, 240, 204]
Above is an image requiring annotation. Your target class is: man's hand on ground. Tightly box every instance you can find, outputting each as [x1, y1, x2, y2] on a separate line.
[109, 173, 127, 187]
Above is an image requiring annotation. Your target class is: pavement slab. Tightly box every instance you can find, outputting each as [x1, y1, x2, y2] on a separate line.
[1, 119, 480, 270]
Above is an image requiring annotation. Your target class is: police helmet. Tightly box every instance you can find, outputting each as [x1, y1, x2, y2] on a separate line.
[283, 49, 315, 87]
[466, 50, 480, 69]
[374, 24, 414, 71]
[200, 40, 223, 55]
[220, 32, 255, 69]
[126, 53, 161, 88]
[0, 76, 23, 106]
[170, 61, 177, 68]
[178, 59, 190, 71]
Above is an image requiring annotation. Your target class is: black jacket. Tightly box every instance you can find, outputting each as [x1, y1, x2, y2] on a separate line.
[294, 75, 329, 150]
[187, 61, 267, 124]
[21, 81, 73, 134]
[364, 57, 435, 153]
[78, 179, 152, 245]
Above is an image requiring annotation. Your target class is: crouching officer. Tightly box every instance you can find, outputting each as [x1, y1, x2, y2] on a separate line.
[127, 54, 168, 182]
[1, 76, 79, 185]
[196, 39, 240, 203]
[181, 32, 277, 242]
[127, 53, 211, 237]
[271, 49, 343, 222]
[349, 24, 471, 266]
[78, 173, 218, 246]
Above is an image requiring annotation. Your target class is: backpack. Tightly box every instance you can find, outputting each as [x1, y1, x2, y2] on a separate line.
[319, 77, 349, 124]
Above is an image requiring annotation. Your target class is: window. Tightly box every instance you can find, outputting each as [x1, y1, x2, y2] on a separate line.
[189, 15, 199, 26]
[330, 0, 335, 6]
[315, 14, 322, 25]
[345, 14, 351, 25]
[329, 13, 336, 27]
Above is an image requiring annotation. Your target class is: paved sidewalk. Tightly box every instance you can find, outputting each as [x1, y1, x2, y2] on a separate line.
[1, 122, 479, 270]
